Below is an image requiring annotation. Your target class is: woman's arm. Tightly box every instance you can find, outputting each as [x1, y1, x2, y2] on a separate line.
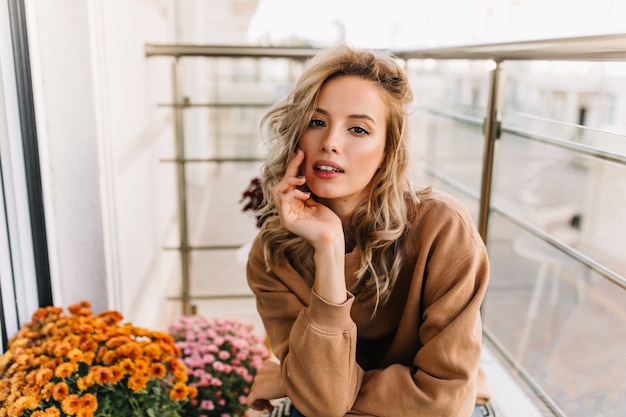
[351, 246, 488, 417]
[270, 150, 347, 304]
[350, 198, 490, 417]
[247, 150, 357, 416]
[246, 240, 363, 417]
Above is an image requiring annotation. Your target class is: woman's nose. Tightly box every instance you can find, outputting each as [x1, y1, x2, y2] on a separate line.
[321, 130, 340, 153]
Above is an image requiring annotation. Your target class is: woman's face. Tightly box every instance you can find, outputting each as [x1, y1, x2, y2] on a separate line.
[299, 75, 387, 214]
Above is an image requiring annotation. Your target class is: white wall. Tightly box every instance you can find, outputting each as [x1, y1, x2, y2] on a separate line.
[26, 0, 179, 328]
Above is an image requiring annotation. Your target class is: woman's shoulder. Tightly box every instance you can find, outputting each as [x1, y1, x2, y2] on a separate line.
[407, 186, 483, 244]
[410, 186, 473, 217]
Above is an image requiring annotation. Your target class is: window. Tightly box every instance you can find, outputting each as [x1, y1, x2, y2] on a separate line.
[0, 0, 51, 350]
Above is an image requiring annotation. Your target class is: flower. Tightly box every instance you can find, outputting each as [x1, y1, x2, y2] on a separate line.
[240, 177, 270, 227]
[0, 301, 195, 417]
[169, 316, 270, 417]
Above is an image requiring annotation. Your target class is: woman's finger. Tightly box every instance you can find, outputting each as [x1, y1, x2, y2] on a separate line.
[271, 176, 305, 196]
[285, 149, 304, 178]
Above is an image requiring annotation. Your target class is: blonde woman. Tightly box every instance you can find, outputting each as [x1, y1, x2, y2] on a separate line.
[246, 45, 494, 417]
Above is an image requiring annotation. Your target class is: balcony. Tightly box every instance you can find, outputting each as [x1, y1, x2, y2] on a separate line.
[145, 34, 626, 417]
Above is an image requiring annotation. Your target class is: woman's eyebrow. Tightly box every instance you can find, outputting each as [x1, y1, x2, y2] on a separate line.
[314, 107, 376, 125]
[348, 114, 376, 125]
[314, 107, 329, 116]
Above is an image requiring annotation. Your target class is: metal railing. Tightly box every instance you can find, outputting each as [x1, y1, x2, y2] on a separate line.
[146, 33, 626, 416]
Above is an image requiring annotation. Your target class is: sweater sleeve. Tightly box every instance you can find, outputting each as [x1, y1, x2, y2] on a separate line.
[352, 250, 488, 417]
[246, 238, 364, 417]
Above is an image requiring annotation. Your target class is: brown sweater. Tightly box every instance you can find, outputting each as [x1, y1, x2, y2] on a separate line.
[246, 190, 491, 417]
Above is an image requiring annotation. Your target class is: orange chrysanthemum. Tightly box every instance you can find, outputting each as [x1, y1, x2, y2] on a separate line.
[117, 342, 142, 360]
[91, 366, 113, 385]
[35, 367, 54, 386]
[75, 410, 94, 417]
[0, 386, 9, 402]
[133, 358, 149, 375]
[117, 358, 135, 375]
[16, 353, 32, 366]
[116, 324, 132, 337]
[68, 301, 91, 315]
[61, 394, 81, 415]
[54, 362, 77, 379]
[79, 393, 98, 412]
[109, 366, 124, 384]
[167, 356, 183, 372]
[66, 349, 84, 363]
[82, 351, 95, 365]
[149, 363, 167, 379]
[76, 374, 94, 391]
[169, 382, 189, 401]
[105, 336, 129, 349]
[79, 340, 97, 352]
[174, 369, 189, 383]
[142, 343, 163, 360]
[96, 310, 123, 326]
[77, 323, 94, 334]
[40, 382, 54, 401]
[25, 370, 37, 386]
[31, 306, 62, 322]
[22, 383, 41, 397]
[44, 407, 61, 417]
[127, 374, 149, 392]
[52, 342, 72, 358]
[100, 350, 117, 366]
[132, 327, 151, 338]
[7, 395, 38, 416]
[51, 381, 69, 401]
[65, 335, 80, 348]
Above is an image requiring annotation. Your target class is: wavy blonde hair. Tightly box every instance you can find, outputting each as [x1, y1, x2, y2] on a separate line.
[257, 45, 422, 310]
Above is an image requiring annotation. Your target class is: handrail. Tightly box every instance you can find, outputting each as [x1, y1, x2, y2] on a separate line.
[494, 207, 626, 291]
[146, 33, 626, 62]
[395, 32, 626, 62]
[483, 328, 567, 417]
[145, 44, 319, 59]
[502, 125, 626, 165]
[422, 107, 626, 164]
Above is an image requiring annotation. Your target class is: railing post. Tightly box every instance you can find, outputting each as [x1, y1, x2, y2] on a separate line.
[172, 58, 195, 316]
[478, 61, 505, 243]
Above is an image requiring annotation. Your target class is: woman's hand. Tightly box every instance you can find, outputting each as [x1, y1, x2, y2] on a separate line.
[272, 150, 347, 304]
[246, 360, 285, 412]
[270, 150, 343, 249]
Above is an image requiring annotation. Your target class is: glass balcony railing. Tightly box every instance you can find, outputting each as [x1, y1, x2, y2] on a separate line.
[146, 34, 626, 417]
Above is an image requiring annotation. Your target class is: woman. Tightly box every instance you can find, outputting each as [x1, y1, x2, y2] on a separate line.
[245, 45, 493, 417]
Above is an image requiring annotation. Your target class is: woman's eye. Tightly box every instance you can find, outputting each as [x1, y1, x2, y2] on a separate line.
[350, 126, 370, 135]
[309, 119, 325, 128]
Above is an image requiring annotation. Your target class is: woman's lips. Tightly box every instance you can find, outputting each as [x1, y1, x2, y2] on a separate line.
[312, 160, 344, 178]
[313, 160, 344, 172]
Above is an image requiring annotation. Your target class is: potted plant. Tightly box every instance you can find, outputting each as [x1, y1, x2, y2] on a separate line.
[0, 301, 195, 417]
[168, 316, 270, 417]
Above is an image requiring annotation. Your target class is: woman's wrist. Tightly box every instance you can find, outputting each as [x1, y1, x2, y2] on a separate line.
[312, 236, 347, 304]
